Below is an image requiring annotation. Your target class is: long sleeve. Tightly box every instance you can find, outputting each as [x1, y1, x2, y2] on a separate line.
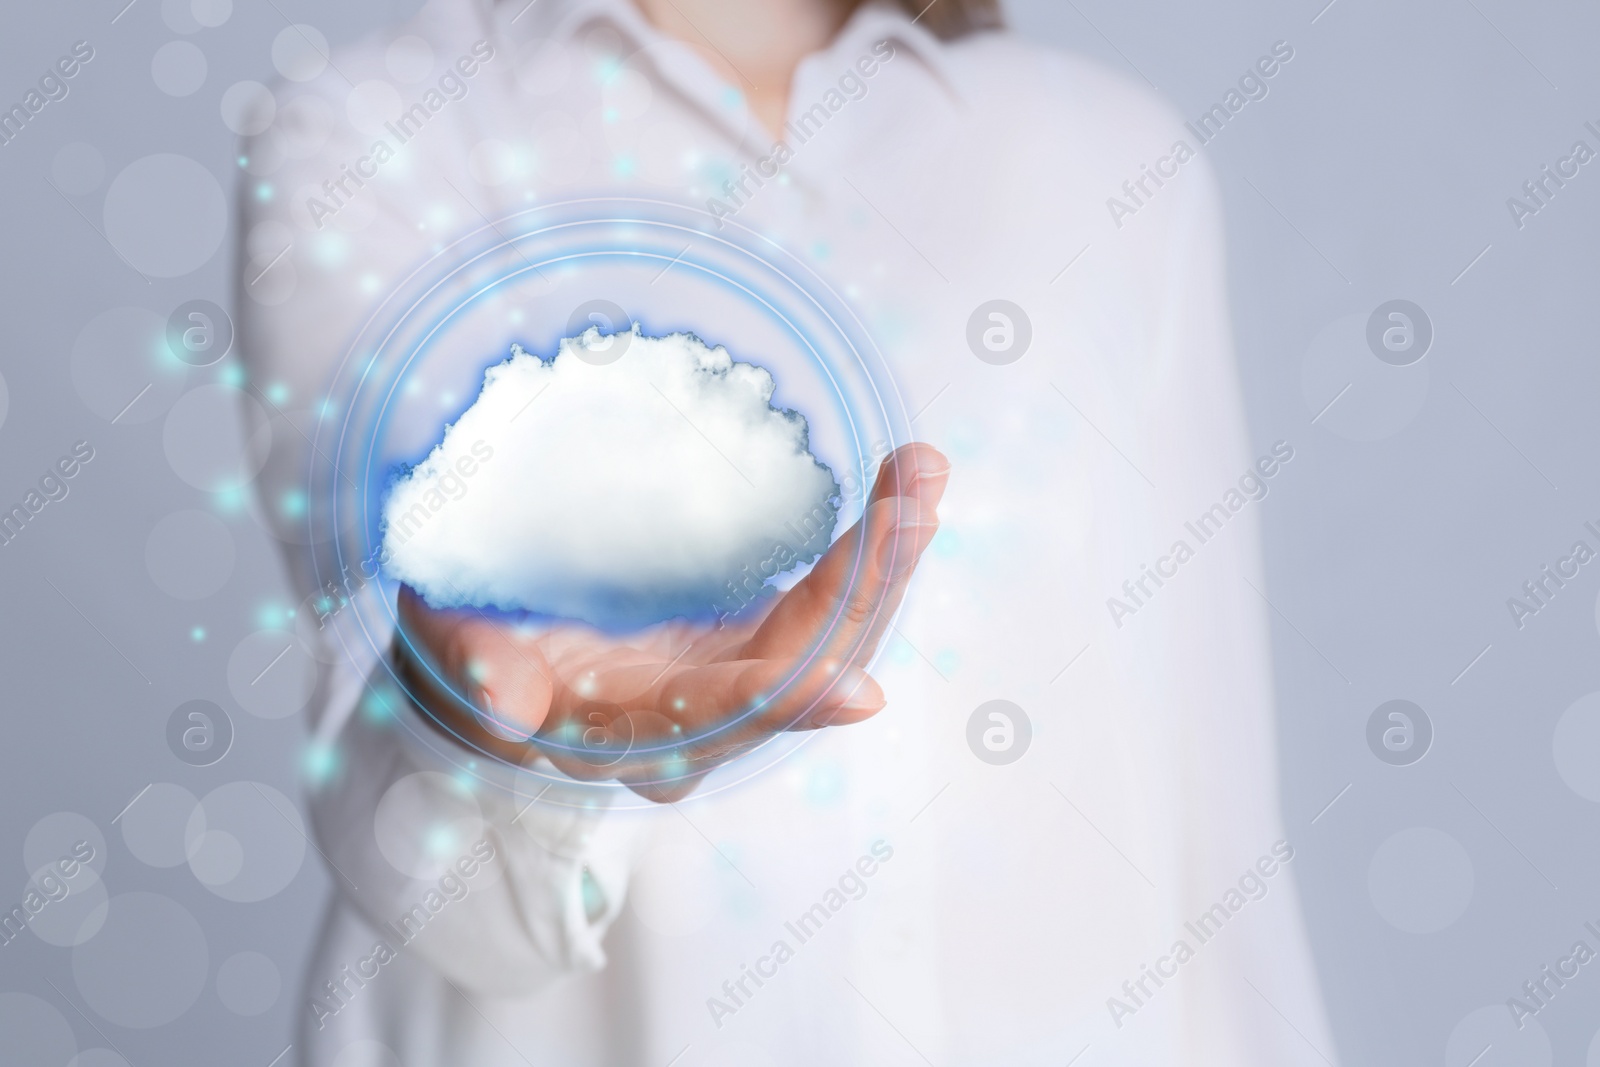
[231, 31, 653, 996]
[304, 648, 648, 994]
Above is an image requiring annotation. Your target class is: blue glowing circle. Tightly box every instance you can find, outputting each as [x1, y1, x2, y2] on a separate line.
[306, 197, 911, 806]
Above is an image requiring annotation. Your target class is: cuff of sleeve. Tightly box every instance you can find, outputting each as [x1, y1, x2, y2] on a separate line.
[363, 669, 648, 975]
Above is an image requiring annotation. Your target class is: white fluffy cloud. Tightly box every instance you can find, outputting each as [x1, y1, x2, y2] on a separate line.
[381, 328, 840, 629]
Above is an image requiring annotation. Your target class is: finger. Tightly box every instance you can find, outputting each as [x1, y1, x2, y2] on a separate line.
[396, 586, 556, 742]
[534, 704, 672, 783]
[540, 656, 883, 779]
[737, 493, 935, 665]
[603, 660, 886, 801]
[665, 657, 885, 737]
[868, 442, 951, 507]
[529, 629, 748, 782]
[834, 446, 952, 663]
[543, 631, 727, 713]
[739, 446, 949, 662]
[624, 771, 714, 805]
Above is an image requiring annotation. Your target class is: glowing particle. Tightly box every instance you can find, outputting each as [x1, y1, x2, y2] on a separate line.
[254, 602, 289, 629]
[212, 485, 246, 512]
[303, 741, 338, 783]
[361, 691, 393, 721]
[425, 824, 455, 856]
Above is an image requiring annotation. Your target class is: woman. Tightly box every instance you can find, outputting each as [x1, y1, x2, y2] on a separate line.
[238, 0, 1336, 1063]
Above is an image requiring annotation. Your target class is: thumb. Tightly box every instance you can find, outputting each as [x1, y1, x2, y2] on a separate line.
[396, 586, 555, 742]
[457, 621, 556, 741]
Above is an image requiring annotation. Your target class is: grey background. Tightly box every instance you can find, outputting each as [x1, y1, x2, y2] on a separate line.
[2, 0, 1597, 1063]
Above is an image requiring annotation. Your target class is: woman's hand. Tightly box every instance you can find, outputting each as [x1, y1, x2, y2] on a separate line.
[393, 444, 949, 802]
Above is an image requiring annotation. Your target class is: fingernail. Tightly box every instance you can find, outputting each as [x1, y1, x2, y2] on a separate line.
[809, 669, 884, 727]
[839, 669, 884, 712]
[902, 469, 950, 498]
[888, 452, 950, 497]
[878, 522, 938, 578]
[472, 689, 533, 742]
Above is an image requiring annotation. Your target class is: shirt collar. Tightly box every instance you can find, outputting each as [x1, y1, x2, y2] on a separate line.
[499, 0, 761, 151]
[829, 0, 957, 98]
[494, 0, 958, 103]
[499, 0, 658, 50]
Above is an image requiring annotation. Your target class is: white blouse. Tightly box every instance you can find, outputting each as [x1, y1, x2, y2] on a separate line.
[236, 0, 1337, 1064]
